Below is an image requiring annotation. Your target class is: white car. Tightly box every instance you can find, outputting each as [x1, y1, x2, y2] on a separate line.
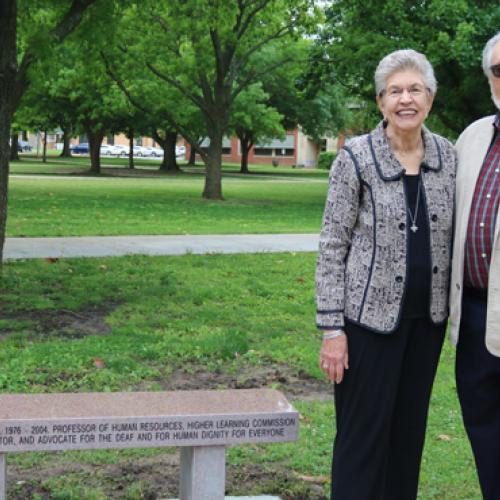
[132, 146, 146, 157]
[138, 147, 153, 157]
[111, 145, 129, 157]
[175, 145, 186, 157]
[100, 145, 115, 156]
[150, 147, 164, 157]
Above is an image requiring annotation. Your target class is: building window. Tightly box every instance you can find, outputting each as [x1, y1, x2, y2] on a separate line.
[222, 147, 232, 154]
[106, 135, 114, 145]
[275, 148, 295, 157]
[320, 139, 327, 152]
[254, 148, 274, 156]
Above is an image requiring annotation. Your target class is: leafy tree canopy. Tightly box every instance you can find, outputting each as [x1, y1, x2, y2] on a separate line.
[317, 0, 500, 137]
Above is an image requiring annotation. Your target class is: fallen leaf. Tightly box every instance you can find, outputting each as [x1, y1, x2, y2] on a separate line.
[93, 358, 106, 369]
[437, 434, 452, 441]
[46, 257, 58, 263]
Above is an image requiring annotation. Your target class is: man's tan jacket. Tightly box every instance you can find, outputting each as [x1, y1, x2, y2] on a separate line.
[450, 115, 500, 356]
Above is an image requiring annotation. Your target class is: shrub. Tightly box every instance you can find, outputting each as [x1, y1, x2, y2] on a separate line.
[317, 151, 337, 170]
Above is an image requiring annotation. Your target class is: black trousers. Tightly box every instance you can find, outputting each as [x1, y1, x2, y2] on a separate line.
[331, 317, 445, 500]
[456, 289, 500, 500]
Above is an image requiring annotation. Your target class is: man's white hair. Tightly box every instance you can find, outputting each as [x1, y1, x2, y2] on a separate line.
[483, 32, 500, 109]
[482, 32, 500, 77]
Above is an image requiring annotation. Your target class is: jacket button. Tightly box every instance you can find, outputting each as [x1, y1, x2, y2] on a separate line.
[396, 276, 403, 283]
[431, 214, 438, 222]
[433, 266, 438, 274]
[399, 222, 405, 230]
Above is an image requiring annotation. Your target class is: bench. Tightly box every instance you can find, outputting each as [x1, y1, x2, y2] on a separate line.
[0, 388, 299, 500]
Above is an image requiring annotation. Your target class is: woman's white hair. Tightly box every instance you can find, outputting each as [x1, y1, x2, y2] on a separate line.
[482, 32, 500, 77]
[374, 49, 437, 96]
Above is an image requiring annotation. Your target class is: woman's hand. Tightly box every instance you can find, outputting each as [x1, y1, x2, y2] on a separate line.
[320, 334, 349, 383]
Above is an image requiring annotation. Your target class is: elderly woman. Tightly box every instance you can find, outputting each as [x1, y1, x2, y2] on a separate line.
[316, 49, 456, 500]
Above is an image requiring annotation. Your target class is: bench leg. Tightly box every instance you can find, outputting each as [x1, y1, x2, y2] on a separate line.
[0, 453, 5, 500]
[179, 446, 225, 500]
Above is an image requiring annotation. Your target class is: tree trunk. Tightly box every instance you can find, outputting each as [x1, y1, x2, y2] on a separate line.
[238, 131, 253, 174]
[203, 126, 223, 200]
[60, 125, 72, 157]
[188, 142, 196, 166]
[154, 130, 180, 173]
[128, 128, 134, 169]
[0, 0, 17, 264]
[84, 124, 103, 174]
[10, 133, 19, 161]
[0, 122, 12, 265]
[42, 129, 47, 163]
[0, 0, 96, 265]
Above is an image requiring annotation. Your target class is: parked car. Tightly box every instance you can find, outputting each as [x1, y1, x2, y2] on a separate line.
[175, 145, 186, 157]
[132, 145, 147, 157]
[150, 147, 164, 157]
[110, 144, 128, 157]
[100, 144, 115, 156]
[70, 143, 89, 154]
[139, 147, 154, 157]
[17, 140, 33, 152]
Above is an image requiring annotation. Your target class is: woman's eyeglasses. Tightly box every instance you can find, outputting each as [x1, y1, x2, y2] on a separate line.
[382, 86, 428, 99]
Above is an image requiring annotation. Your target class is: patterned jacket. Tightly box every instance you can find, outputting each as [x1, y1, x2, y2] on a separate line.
[316, 122, 456, 333]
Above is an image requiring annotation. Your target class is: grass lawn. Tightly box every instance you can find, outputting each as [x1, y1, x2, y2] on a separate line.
[10, 154, 329, 179]
[7, 159, 329, 237]
[0, 254, 481, 499]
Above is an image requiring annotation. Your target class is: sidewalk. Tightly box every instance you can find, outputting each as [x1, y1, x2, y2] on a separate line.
[4, 234, 319, 260]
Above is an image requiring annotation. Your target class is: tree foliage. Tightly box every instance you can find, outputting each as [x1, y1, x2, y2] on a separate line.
[106, 0, 321, 199]
[317, 0, 500, 137]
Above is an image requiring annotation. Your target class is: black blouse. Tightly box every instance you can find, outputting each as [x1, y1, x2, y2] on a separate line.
[402, 172, 431, 318]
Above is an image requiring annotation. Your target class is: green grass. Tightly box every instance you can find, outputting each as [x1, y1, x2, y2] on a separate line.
[10, 154, 328, 178]
[0, 254, 481, 499]
[7, 170, 328, 237]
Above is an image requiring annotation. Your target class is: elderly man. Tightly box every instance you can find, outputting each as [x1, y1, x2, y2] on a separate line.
[450, 32, 500, 500]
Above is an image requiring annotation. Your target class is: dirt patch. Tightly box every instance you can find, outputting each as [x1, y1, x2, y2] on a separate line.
[135, 363, 333, 403]
[59, 166, 193, 178]
[7, 452, 327, 499]
[0, 303, 117, 341]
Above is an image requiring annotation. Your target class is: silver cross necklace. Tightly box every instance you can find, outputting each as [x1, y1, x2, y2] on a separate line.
[407, 175, 421, 233]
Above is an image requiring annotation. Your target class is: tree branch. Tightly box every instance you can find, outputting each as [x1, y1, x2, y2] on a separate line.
[197, 71, 215, 109]
[232, 56, 294, 100]
[237, 0, 272, 40]
[145, 61, 210, 114]
[51, 0, 97, 42]
[235, 25, 291, 74]
[149, 12, 182, 57]
[210, 28, 225, 85]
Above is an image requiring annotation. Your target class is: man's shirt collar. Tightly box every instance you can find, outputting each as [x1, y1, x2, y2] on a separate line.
[494, 111, 500, 131]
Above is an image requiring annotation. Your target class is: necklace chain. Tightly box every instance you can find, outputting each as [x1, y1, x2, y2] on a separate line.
[407, 175, 421, 233]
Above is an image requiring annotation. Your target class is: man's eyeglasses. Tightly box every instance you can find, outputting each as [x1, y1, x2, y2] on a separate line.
[490, 64, 500, 78]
